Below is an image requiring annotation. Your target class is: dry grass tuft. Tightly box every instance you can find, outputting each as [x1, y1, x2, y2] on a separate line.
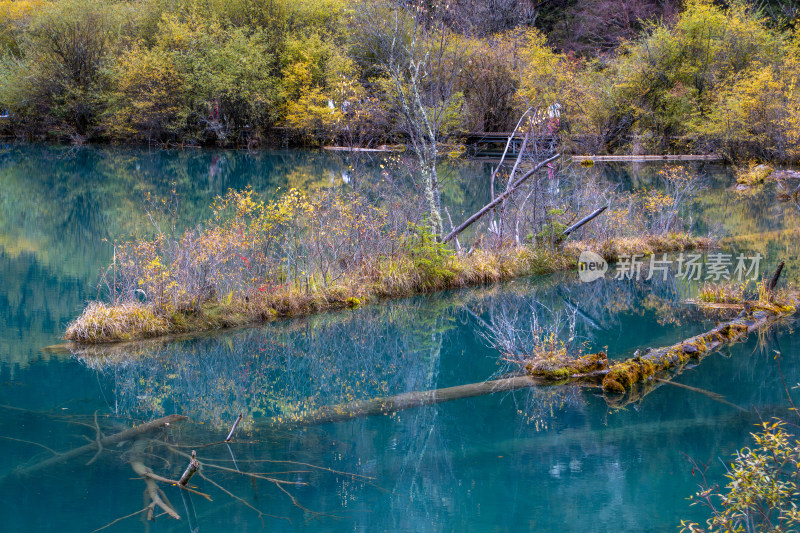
[697, 282, 745, 304]
[65, 302, 170, 343]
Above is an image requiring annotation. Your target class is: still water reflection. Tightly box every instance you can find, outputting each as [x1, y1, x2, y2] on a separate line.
[0, 144, 798, 532]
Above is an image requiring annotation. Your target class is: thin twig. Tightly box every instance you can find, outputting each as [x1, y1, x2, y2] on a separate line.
[90, 507, 149, 533]
[655, 378, 746, 412]
[86, 410, 104, 465]
[0, 436, 61, 456]
[198, 471, 283, 524]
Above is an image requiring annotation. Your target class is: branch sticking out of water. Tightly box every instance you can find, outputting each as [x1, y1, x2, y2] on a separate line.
[225, 413, 243, 442]
[178, 450, 198, 486]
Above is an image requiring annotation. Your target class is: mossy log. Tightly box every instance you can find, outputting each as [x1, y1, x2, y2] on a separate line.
[257, 375, 547, 429]
[524, 293, 797, 400]
[600, 299, 796, 395]
[5, 414, 187, 480]
[255, 297, 795, 429]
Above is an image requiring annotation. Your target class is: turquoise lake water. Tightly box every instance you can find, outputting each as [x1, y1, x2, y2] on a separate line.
[0, 144, 798, 532]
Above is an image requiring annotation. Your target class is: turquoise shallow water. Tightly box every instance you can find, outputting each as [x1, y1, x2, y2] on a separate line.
[0, 145, 798, 532]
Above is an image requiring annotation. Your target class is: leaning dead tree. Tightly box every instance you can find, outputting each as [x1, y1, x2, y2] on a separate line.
[443, 152, 561, 243]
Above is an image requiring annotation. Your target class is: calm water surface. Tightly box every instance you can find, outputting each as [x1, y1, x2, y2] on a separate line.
[0, 145, 797, 532]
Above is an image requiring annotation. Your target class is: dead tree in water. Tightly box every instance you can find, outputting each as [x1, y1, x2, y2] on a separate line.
[2, 412, 370, 531]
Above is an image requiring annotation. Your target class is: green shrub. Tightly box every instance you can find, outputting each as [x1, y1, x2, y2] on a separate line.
[406, 223, 456, 289]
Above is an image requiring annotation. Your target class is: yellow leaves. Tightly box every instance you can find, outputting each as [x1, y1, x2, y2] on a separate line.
[518, 28, 576, 107]
[0, 0, 46, 24]
[285, 86, 341, 135]
[641, 191, 674, 215]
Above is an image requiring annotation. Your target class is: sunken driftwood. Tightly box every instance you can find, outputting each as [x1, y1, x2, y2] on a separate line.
[7, 414, 187, 480]
[130, 439, 182, 520]
[257, 375, 545, 429]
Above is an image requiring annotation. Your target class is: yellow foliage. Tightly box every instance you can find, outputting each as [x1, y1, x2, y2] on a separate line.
[107, 44, 187, 139]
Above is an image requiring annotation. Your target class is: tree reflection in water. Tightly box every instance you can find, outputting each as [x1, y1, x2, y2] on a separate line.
[64, 267, 800, 529]
[73, 268, 709, 434]
[74, 298, 458, 430]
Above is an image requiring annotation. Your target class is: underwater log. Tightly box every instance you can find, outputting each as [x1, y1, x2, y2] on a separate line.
[130, 439, 181, 520]
[7, 414, 188, 480]
[257, 375, 547, 429]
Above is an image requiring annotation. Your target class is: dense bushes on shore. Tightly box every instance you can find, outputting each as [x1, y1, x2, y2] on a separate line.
[1, 0, 799, 160]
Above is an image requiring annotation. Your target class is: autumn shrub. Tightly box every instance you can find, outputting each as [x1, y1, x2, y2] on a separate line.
[681, 420, 800, 533]
[106, 12, 281, 144]
[704, 64, 800, 162]
[405, 224, 457, 290]
[0, 0, 133, 139]
[459, 34, 523, 133]
[0, 0, 46, 55]
[736, 163, 775, 186]
[608, 0, 787, 153]
[103, 186, 407, 310]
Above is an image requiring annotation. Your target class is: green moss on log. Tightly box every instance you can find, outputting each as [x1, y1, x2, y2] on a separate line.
[526, 351, 608, 380]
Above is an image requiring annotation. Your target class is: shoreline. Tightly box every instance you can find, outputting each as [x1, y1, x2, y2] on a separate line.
[1, 139, 728, 163]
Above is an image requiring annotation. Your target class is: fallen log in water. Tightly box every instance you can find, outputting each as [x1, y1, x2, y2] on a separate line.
[599, 267, 795, 396]
[5, 414, 187, 480]
[257, 375, 548, 429]
[256, 297, 796, 429]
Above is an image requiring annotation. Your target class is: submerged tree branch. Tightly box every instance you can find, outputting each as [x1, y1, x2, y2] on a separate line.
[6, 414, 187, 480]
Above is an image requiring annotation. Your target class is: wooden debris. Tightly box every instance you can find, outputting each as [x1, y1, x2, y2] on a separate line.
[178, 450, 199, 486]
[257, 375, 544, 429]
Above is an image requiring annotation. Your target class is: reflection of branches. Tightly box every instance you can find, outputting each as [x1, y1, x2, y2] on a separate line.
[515, 385, 585, 432]
[74, 300, 455, 428]
[479, 297, 578, 363]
